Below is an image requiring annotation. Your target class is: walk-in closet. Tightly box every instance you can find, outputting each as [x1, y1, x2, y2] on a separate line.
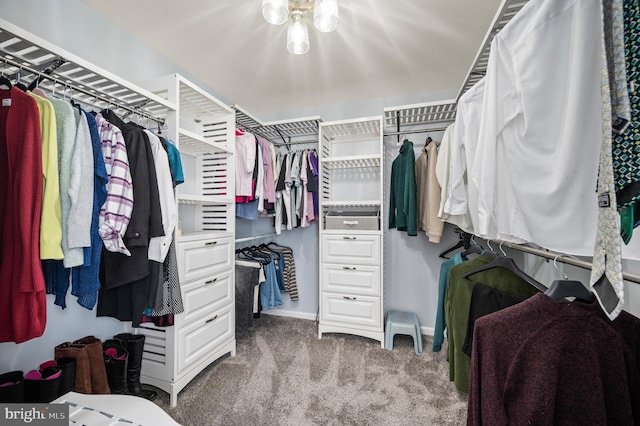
[1, 0, 639, 424]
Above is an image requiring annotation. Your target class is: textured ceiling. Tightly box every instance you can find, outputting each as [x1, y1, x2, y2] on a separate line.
[80, 0, 502, 117]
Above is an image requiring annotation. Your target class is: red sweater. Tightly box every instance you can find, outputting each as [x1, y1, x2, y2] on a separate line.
[0, 87, 46, 343]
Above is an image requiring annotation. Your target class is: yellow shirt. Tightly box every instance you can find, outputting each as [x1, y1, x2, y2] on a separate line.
[29, 91, 63, 260]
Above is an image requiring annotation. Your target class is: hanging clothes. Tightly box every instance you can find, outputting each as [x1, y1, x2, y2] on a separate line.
[389, 140, 417, 236]
[0, 87, 47, 343]
[415, 139, 443, 243]
[27, 91, 63, 261]
[467, 293, 640, 425]
[236, 131, 257, 197]
[95, 113, 133, 256]
[98, 110, 163, 327]
[70, 110, 108, 310]
[444, 254, 539, 393]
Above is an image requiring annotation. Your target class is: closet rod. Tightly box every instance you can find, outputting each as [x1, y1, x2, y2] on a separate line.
[272, 139, 318, 146]
[384, 127, 449, 137]
[490, 239, 640, 284]
[234, 233, 277, 244]
[0, 55, 165, 125]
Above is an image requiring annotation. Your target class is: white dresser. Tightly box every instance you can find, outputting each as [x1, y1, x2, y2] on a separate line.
[318, 117, 385, 346]
[136, 74, 236, 407]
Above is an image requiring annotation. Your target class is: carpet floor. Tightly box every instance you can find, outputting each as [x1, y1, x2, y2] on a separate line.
[152, 315, 468, 425]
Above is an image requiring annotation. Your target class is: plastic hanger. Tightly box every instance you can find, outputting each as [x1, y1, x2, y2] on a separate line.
[460, 235, 483, 257]
[544, 255, 596, 303]
[461, 242, 547, 292]
[0, 61, 12, 89]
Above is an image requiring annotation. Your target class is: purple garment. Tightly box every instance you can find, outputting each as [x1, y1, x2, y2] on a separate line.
[468, 293, 640, 425]
[309, 151, 319, 217]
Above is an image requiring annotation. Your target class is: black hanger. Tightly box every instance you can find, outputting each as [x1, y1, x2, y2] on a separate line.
[460, 249, 547, 292]
[438, 228, 467, 259]
[0, 75, 12, 89]
[424, 136, 433, 147]
[460, 244, 483, 257]
[544, 280, 596, 303]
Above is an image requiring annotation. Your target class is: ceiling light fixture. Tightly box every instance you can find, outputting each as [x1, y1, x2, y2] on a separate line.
[261, 0, 339, 55]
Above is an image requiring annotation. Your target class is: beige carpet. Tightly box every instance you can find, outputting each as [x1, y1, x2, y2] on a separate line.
[153, 315, 468, 425]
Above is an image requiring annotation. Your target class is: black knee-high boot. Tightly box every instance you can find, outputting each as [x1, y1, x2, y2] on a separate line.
[113, 333, 157, 401]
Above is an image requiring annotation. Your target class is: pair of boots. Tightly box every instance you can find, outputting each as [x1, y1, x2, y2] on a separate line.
[55, 336, 110, 395]
[0, 358, 76, 403]
[103, 333, 157, 401]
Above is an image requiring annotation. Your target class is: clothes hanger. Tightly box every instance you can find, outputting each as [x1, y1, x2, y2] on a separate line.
[14, 66, 27, 91]
[438, 228, 465, 259]
[460, 234, 483, 257]
[460, 241, 548, 292]
[0, 60, 13, 89]
[544, 255, 596, 303]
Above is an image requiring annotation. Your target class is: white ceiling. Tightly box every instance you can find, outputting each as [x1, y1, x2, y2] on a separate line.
[80, 0, 502, 117]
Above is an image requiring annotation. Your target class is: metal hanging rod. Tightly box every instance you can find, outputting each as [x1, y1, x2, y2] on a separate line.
[272, 139, 318, 146]
[485, 238, 640, 284]
[0, 55, 165, 125]
[234, 233, 277, 244]
[384, 127, 449, 137]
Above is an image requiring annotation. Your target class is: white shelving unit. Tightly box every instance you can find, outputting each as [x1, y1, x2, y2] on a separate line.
[137, 73, 236, 408]
[318, 116, 385, 347]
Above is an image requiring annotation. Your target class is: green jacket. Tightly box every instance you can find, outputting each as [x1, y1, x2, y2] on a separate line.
[389, 140, 417, 236]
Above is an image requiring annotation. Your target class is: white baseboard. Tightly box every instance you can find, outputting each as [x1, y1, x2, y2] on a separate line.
[260, 310, 435, 338]
[420, 326, 435, 337]
[261, 309, 317, 321]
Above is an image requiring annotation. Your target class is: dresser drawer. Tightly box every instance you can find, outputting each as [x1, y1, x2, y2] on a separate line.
[321, 234, 380, 265]
[178, 236, 233, 282]
[177, 306, 234, 374]
[180, 270, 232, 325]
[321, 264, 380, 296]
[320, 292, 381, 329]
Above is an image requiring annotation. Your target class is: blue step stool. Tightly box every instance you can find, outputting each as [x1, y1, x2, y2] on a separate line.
[385, 310, 423, 355]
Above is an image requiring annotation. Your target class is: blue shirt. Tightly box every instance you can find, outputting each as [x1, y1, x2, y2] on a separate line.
[433, 252, 466, 352]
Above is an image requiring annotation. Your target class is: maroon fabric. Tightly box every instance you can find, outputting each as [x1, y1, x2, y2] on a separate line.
[467, 293, 640, 425]
[0, 87, 46, 343]
[140, 313, 174, 327]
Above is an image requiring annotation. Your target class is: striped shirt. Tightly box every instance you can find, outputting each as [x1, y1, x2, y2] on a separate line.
[95, 113, 134, 255]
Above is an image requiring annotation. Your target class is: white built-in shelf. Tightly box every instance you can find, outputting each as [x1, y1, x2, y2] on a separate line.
[0, 18, 175, 120]
[178, 77, 233, 117]
[178, 128, 232, 156]
[322, 155, 381, 169]
[384, 99, 457, 129]
[321, 118, 381, 139]
[322, 201, 381, 208]
[457, 0, 529, 99]
[177, 193, 234, 205]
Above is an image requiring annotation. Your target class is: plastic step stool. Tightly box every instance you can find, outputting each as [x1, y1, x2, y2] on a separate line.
[385, 310, 423, 355]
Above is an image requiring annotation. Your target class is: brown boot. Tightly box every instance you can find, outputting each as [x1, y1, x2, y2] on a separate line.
[73, 336, 111, 394]
[55, 342, 92, 394]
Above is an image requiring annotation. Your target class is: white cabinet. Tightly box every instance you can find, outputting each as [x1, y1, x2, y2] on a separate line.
[136, 74, 236, 407]
[318, 117, 385, 347]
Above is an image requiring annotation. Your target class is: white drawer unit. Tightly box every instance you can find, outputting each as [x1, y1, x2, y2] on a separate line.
[137, 73, 236, 408]
[320, 293, 382, 329]
[318, 116, 384, 347]
[321, 264, 380, 296]
[180, 270, 232, 324]
[177, 306, 234, 374]
[321, 234, 381, 265]
[178, 236, 233, 282]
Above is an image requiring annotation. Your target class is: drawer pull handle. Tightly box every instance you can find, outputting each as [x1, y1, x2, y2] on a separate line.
[342, 266, 356, 270]
[205, 315, 218, 324]
[343, 221, 358, 225]
[343, 296, 357, 300]
[343, 236, 356, 240]
[205, 278, 218, 285]
[205, 241, 218, 246]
